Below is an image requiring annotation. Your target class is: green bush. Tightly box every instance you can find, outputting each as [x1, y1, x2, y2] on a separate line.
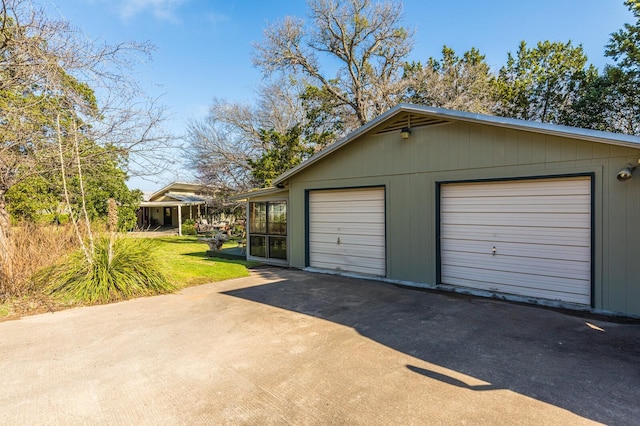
[182, 225, 196, 235]
[181, 220, 196, 235]
[35, 213, 57, 225]
[44, 236, 175, 304]
[27, 213, 70, 226]
[56, 214, 70, 225]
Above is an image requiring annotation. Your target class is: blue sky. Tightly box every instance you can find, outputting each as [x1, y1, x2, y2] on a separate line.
[44, 0, 633, 192]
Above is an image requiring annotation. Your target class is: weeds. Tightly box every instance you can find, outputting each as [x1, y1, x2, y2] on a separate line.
[6, 223, 79, 298]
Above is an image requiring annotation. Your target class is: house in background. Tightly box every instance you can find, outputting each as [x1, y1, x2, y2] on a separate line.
[233, 103, 640, 318]
[137, 182, 210, 234]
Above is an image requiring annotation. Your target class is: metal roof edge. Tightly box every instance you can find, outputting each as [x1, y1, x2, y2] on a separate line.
[272, 103, 640, 186]
[149, 181, 203, 201]
[398, 103, 640, 147]
[229, 187, 289, 201]
[273, 105, 406, 185]
[140, 200, 206, 207]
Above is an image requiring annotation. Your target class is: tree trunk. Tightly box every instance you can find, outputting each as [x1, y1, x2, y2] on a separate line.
[0, 189, 15, 299]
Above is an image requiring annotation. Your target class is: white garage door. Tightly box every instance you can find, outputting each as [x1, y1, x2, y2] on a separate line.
[440, 177, 591, 305]
[309, 187, 386, 276]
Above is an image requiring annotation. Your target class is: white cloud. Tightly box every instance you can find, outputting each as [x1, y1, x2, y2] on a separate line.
[206, 12, 230, 26]
[118, 0, 186, 22]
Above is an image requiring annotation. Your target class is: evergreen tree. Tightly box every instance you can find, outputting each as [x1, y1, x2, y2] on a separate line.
[247, 126, 314, 188]
[493, 40, 591, 124]
[404, 46, 495, 113]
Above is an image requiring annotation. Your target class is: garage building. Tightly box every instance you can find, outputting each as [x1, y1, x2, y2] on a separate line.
[235, 104, 640, 317]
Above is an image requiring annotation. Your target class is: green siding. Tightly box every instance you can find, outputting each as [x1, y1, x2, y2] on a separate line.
[282, 121, 640, 316]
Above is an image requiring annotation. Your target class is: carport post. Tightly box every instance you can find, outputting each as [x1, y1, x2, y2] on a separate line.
[178, 205, 182, 236]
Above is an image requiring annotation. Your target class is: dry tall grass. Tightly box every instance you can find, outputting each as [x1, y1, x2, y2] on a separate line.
[7, 223, 80, 298]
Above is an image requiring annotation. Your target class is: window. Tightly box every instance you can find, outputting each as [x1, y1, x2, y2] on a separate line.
[268, 236, 287, 259]
[248, 201, 287, 260]
[249, 203, 267, 234]
[268, 202, 287, 235]
[249, 236, 266, 258]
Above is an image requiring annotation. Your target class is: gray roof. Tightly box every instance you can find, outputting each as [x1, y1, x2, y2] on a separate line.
[149, 182, 203, 201]
[164, 192, 207, 203]
[140, 200, 206, 207]
[273, 103, 640, 186]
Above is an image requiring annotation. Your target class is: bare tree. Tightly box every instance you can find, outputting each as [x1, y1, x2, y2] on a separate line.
[185, 98, 262, 193]
[185, 77, 321, 194]
[0, 0, 174, 296]
[255, 76, 308, 133]
[186, 0, 412, 198]
[253, 0, 413, 129]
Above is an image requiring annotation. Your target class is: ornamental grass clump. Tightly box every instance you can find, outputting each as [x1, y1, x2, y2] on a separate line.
[46, 236, 175, 304]
[45, 199, 174, 304]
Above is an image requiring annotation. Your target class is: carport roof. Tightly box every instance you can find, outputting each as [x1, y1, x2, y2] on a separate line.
[273, 103, 640, 186]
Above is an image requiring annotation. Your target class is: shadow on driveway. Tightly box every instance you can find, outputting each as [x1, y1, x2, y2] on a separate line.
[223, 267, 640, 425]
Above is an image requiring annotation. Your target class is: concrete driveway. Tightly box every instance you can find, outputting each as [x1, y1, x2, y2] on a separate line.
[1, 267, 639, 425]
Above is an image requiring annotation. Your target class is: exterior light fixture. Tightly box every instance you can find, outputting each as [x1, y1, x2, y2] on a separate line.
[617, 159, 640, 182]
[617, 164, 636, 182]
[400, 127, 411, 139]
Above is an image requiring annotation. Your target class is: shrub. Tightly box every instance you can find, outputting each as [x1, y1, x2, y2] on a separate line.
[181, 219, 196, 235]
[35, 213, 57, 225]
[45, 236, 175, 304]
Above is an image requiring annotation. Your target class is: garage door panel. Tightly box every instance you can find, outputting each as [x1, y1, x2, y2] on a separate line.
[441, 239, 591, 262]
[444, 271, 589, 304]
[311, 254, 386, 276]
[309, 188, 385, 276]
[443, 179, 591, 197]
[310, 189, 383, 202]
[312, 250, 386, 265]
[441, 250, 590, 280]
[442, 194, 589, 206]
[309, 200, 384, 213]
[441, 200, 590, 214]
[443, 267, 590, 295]
[442, 212, 590, 228]
[309, 241, 385, 258]
[441, 225, 590, 246]
[442, 273, 589, 305]
[310, 233, 385, 246]
[309, 212, 384, 224]
[441, 177, 591, 305]
[310, 221, 385, 235]
[311, 261, 385, 277]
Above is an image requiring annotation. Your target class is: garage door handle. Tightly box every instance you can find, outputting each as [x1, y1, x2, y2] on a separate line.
[492, 246, 496, 256]
[337, 237, 341, 245]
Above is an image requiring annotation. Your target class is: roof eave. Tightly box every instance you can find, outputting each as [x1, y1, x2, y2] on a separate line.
[229, 187, 289, 201]
[273, 106, 405, 185]
[148, 181, 203, 201]
[398, 104, 640, 148]
[140, 200, 206, 207]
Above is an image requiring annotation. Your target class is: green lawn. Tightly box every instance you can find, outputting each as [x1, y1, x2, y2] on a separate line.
[150, 236, 261, 288]
[0, 235, 259, 321]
